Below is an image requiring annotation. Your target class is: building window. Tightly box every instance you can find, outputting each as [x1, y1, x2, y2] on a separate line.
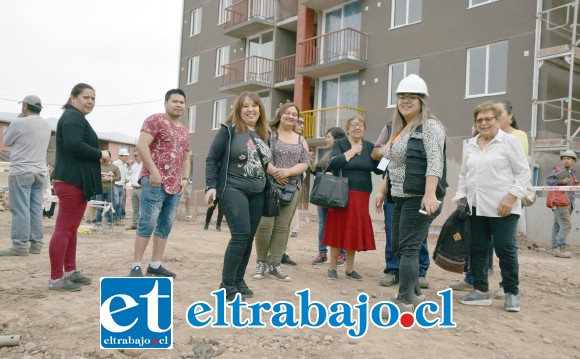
[190, 7, 202, 37]
[387, 58, 420, 107]
[212, 99, 227, 129]
[218, 0, 233, 25]
[187, 56, 199, 85]
[466, 41, 508, 98]
[215, 46, 230, 77]
[469, 0, 498, 8]
[188, 105, 196, 133]
[391, 0, 422, 28]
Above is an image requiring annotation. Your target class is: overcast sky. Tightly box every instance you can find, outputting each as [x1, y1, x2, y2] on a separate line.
[0, 0, 183, 138]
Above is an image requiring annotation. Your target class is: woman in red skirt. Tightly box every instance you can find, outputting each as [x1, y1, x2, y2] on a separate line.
[323, 114, 382, 280]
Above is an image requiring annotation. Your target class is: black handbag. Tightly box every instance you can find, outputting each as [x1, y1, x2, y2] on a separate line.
[249, 133, 279, 217]
[272, 180, 299, 206]
[432, 207, 471, 273]
[309, 157, 349, 209]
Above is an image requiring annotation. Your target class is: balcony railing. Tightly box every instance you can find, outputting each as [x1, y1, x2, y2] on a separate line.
[221, 56, 274, 87]
[301, 106, 366, 139]
[274, 54, 296, 83]
[276, 0, 298, 21]
[224, 0, 275, 29]
[298, 27, 368, 69]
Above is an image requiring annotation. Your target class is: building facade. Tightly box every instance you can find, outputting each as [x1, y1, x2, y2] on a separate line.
[178, 0, 580, 230]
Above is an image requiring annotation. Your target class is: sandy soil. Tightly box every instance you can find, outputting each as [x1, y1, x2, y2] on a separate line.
[0, 206, 579, 359]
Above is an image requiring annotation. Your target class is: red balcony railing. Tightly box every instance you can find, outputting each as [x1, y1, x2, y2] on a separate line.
[274, 54, 296, 83]
[224, 0, 275, 29]
[221, 56, 274, 87]
[276, 0, 298, 21]
[298, 27, 368, 68]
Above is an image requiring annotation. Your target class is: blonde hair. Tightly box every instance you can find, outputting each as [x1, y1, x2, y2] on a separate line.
[227, 91, 269, 140]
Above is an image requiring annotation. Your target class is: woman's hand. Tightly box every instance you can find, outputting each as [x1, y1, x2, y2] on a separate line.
[421, 194, 440, 216]
[497, 193, 517, 217]
[205, 189, 216, 208]
[375, 192, 385, 213]
[272, 167, 290, 184]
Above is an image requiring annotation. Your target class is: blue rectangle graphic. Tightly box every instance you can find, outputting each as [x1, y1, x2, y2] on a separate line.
[100, 277, 173, 349]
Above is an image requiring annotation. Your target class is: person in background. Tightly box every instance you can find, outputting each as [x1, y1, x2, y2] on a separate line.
[205, 91, 273, 300]
[254, 102, 309, 281]
[497, 100, 528, 155]
[113, 148, 130, 225]
[43, 164, 56, 219]
[372, 123, 431, 289]
[455, 101, 530, 312]
[126, 150, 143, 230]
[310, 127, 347, 266]
[95, 150, 120, 229]
[289, 116, 306, 240]
[47, 83, 109, 291]
[546, 150, 578, 258]
[128, 89, 191, 278]
[324, 114, 382, 281]
[378, 75, 446, 316]
[0, 95, 51, 256]
[204, 202, 224, 232]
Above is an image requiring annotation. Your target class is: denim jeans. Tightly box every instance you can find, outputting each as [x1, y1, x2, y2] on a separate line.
[464, 240, 494, 284]
[114, 185, 125, 221]
[470, 207, 519, 295]
[219, 187, 264, 296]
[8, 172, 45, 250]
[383, 201, 430, 276]
[552, 205, 572, 248]
[131, 187, 141, 226]
[316, 206, 345, 256]
[96, 187, 116, 225]
[392, 196, 441, 304]
[136, 177, 181, 239]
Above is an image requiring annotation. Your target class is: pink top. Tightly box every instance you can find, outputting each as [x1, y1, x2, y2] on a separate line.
[139, 113, 191, 194]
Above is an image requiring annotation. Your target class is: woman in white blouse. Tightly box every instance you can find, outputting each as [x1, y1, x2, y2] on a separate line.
[455, 101, 531, 312]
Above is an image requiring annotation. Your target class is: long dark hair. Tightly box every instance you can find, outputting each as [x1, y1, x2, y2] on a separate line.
[497, 100, 518, 130]
[62, 83, 94, 109]
[269, 102, 301, 134]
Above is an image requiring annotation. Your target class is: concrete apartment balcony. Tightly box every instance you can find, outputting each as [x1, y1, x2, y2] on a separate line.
[219, 56, 274, 94]
[297, 28, 368, 78]
[274, 54, 296, 91]
[300, 0, 342, 12]
[301, 106, 366, 139]
[276, 0, 298, 32]
[223, 0, 276, 39]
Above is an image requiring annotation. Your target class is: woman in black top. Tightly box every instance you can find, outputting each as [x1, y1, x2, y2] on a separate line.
[323, 115, 382, 281]
[48, 83, 109, 292]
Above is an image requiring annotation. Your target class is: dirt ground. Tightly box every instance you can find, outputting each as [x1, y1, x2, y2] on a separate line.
[0, 206, 579, 359]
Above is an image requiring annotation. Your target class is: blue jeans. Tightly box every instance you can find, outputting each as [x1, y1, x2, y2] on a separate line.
[392, 196, 441, 304]
[383, 201, 429, 276]
[316, 206, 345, 256]
[552, 205, 571, 248]
[114, 185, 125, 221]
[96, 187, 116, 225]
[219, 187, 264, 297]
[8, 173, 45, 250]
[470, 207, 519, 295]
[136, 177, 181, 239]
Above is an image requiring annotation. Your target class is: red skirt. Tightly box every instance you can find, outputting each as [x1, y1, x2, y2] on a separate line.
[322, 190, 376, 251]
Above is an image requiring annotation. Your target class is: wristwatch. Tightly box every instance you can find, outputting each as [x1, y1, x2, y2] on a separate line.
[182, 177, 192, 184]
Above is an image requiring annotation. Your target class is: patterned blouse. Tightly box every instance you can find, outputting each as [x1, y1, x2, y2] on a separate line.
[272, 136, 309, 182]
[383, 118, 446, 198]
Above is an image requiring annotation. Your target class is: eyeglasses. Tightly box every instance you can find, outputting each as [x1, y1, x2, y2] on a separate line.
[474, 117, 496, 125]
[350, 123, 364, 129]
[297, 120, 304, 125]
[397, 94, 420, 102]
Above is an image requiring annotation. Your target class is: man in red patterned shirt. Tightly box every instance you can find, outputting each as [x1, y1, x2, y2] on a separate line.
[128, 89, 192, 277]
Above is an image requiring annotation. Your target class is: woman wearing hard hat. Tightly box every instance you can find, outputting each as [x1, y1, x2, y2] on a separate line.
[376, 74, 447, 315]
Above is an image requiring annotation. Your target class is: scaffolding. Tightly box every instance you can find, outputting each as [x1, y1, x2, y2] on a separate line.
[531, 0, 580, 162]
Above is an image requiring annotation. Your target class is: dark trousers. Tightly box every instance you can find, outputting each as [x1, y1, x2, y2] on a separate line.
[470, 207, 519, 295]
[205, 202, 224, 226]
[392, 196, 440, 304]
[219, 187, 264, 296]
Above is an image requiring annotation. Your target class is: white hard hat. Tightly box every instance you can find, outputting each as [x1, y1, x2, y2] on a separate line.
[118, 148, 130, 156]
[396, 74, 429, 98]
[560, 150, 578, 161]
